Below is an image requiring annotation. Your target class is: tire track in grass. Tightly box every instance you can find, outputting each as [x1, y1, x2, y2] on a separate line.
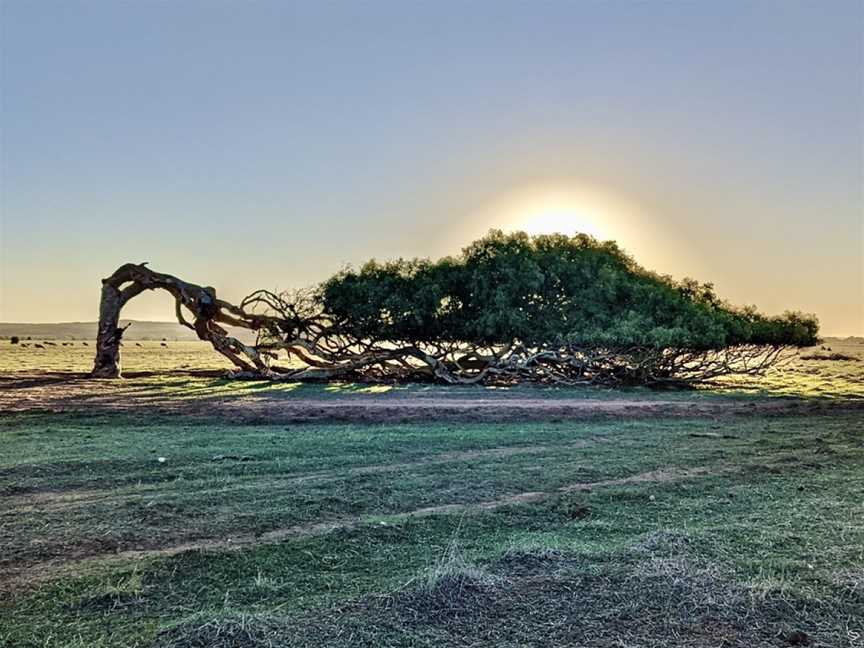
[0, 462, 727, 595]
[404, 465, 721, 515]
[2, 436, 618, 513]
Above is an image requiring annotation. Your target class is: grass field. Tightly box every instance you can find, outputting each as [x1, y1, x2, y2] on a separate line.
[1, 341, 862, 647]
[2, 337, 863, 399]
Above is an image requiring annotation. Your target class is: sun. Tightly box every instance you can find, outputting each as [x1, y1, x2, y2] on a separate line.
[509, 189, 607, 239]
[519, 207, 604, 239]
[458, 185, 624, 248]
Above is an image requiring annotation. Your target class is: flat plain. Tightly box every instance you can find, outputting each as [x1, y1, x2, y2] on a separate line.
[1, 339, 862, 647]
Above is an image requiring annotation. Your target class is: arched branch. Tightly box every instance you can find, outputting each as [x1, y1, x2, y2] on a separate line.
[91, 264, 268, 378]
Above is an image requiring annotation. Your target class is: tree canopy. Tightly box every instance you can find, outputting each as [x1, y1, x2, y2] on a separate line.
[321, 230, 818, 351]
[92, 232, 818, 385]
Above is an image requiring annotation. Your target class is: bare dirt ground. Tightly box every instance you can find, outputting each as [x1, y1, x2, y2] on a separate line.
[0, 371, 854, 423]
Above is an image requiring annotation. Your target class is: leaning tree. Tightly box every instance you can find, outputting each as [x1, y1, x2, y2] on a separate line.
[91, 231, 819, 385]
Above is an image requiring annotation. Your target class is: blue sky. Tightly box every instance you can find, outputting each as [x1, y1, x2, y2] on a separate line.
[1, 0, 862, 334]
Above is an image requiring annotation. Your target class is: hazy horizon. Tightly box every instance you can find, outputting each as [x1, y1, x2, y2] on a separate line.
[2, 1, 862, 335]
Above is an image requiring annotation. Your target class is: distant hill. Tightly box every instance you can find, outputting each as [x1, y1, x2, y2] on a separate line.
[0, 321, 255, 343]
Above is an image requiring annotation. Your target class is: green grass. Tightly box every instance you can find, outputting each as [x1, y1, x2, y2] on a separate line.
[1, 408, 862, 647]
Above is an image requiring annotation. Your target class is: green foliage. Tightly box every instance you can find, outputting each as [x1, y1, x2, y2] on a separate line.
[321, 230, 819, 349]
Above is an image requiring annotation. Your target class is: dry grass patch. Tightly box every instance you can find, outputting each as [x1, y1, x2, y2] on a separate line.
[151, 531, 861, 648]
[155, 615, 289, 648]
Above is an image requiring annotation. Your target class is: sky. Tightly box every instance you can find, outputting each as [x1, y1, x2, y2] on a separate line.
[1, 1, 862, 335]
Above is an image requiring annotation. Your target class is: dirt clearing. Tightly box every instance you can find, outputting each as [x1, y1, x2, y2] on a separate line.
[0, 371, 852, 423]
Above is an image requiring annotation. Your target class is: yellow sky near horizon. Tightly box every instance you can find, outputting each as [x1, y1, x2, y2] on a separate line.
[1, 2, 862, 335]
[2, 179, 860, 336]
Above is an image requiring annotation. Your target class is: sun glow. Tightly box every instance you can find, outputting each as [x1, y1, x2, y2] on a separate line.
[501, 187, 609, 240]
[451, 184, 645, 257]
[519, 207, 604, 239]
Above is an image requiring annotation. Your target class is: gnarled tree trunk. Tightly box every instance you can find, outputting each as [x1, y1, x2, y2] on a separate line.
[92, 278, 134, 377]
[91, 263, 275, 378]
